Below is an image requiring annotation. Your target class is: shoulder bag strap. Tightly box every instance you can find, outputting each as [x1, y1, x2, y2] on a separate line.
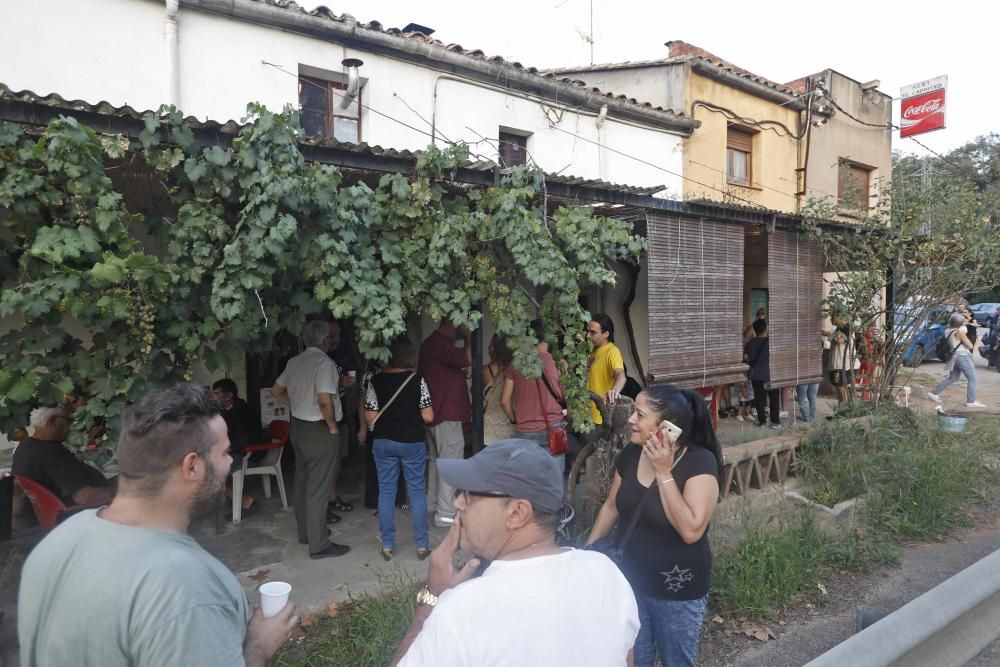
[613, 447, 688, 555]
[950, 329, 963, 354]
[531, 376, 560, 429]
[611, 482, 657, 557]
[369, 372, 416, 430]
[539, 368, 567, 410]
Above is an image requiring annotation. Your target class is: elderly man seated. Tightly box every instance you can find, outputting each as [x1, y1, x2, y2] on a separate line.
[12, 406, 115, 506]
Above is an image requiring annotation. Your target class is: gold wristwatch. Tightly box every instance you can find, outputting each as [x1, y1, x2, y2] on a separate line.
[415, 585, 438, 608]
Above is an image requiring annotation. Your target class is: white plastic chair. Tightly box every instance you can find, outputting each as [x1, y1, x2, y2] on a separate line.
[232, 420, 289, 524]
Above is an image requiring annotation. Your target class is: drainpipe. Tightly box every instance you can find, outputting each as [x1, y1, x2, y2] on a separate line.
[165, 0, 180, 108]
[596, 104, 608, 181]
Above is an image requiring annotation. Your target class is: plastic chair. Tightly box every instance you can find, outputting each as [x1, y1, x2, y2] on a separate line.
[14, 474, 108, 531]
[231, 420, 290, 524]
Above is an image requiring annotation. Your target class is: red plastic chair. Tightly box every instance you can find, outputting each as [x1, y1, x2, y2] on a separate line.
[231, 420, 290, 524]
[14, 474, 108, 531]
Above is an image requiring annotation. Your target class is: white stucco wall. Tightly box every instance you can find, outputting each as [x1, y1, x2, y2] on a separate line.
[0, 0, 683, 194]
[0, 0, 167, 107]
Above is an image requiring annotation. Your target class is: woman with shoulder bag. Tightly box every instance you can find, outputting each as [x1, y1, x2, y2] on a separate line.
[364, 337, 435, 561]
[586, 385, 723, 667]
[500, 320, 571, 473]
[929, 313, 985, 408]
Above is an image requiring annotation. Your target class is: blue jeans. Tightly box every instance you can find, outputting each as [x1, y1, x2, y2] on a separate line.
[373, 439, 429, 550]
[514, 424, 565, 474]
[796, 383, 819, 422]
[633, 593, 707, 667]
[934, 355, 977, 403]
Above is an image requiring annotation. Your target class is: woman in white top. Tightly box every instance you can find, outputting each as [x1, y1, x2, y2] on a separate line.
[928, 313, 986, 408]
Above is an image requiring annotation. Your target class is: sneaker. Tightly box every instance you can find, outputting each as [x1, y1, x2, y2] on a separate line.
[779, 410, 789, 418]
[735, 415, 745, 422]
[966, 401, 987, 408]
[927, 392, 942, 403]
[768, 423, 781, 430]
[310, 543, 351, 559]
[434, 515, 455, 528]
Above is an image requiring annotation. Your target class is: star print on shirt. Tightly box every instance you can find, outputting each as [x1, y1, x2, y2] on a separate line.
[660, 565, 694, 593]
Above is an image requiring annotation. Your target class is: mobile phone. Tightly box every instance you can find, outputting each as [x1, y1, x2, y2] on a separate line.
[657, 420, 682, 443]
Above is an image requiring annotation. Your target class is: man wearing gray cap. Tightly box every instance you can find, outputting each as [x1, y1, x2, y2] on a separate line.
[390, 439, 639, 666]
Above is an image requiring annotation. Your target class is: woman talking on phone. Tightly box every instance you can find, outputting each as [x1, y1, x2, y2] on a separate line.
[586, 384, 722, 667]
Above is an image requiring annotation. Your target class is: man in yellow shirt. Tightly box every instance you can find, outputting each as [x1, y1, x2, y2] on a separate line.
[586, 314, 627, 426]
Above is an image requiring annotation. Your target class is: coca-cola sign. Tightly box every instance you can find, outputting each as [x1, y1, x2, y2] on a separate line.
[900, 76, 947, 138]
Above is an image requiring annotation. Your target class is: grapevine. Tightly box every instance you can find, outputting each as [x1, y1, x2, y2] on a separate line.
[0, 104, 645, 448]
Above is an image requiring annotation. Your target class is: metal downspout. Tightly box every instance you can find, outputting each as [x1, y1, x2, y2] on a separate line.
[165, 0, 180, 108]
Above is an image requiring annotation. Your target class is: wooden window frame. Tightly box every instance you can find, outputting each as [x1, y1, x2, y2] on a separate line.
[837, 159, 872, 212]
[298, 75, 362, 143]
[726, 126, 754, 187]
[498, 130, 529, 168]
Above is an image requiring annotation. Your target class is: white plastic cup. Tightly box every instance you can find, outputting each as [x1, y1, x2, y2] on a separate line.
[348, 370, 357, 378]
[259, 581, 292, 618]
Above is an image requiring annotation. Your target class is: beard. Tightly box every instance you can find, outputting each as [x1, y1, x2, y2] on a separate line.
[189, 463, 227, 519]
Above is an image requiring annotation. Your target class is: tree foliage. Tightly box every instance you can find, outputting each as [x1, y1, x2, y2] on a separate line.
[0, 105, 645, 450]
[802, 140, 1000, 404]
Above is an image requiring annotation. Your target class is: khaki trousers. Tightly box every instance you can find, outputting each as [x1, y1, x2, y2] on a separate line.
[290, 418, 340, 553]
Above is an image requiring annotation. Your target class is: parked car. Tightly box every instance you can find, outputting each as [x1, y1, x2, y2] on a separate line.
[969, 302, 1000, 327]
[897, 308, 949, 367]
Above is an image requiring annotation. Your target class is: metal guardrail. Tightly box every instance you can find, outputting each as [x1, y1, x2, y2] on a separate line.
[806, 547, 1000, 667]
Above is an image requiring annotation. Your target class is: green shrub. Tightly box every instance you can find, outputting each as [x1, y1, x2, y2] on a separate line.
[797, 421, 871, 507]
[712, 513, 830, 615]
[799, 408, 997, 540]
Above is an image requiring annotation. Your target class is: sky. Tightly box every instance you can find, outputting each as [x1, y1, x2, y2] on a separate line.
[304, 0, 996, 156]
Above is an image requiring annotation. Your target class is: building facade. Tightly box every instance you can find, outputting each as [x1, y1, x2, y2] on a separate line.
[0, 0, 692, 197]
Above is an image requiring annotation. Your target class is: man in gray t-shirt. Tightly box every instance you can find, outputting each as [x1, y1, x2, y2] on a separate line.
[18, 384, 298, 667]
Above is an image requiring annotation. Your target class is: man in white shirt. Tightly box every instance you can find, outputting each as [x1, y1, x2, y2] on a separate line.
[272, 320, 350, 559]
[390, 439, 639, 666]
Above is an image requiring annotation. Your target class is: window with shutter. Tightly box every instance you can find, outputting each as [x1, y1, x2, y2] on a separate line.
[499, 131, 528, 167]
[726, 126, 754, 186]
[837, 160, 872, 211]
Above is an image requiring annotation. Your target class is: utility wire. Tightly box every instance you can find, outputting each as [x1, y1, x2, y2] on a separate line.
[266, 59, 882, 212]
[266, 59, 769, 209]
[546, 124, 769, 210]
[817, 84, 967, 171]
[267, 61, 500, 164]
[265, 61, 451, 148]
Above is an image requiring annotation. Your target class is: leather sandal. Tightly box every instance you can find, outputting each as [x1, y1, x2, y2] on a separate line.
[330, 497, 354, 512]
[416, 548, 431, 561]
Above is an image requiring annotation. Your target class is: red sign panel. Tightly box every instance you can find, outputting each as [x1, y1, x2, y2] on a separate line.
[899, 76, 947, 138]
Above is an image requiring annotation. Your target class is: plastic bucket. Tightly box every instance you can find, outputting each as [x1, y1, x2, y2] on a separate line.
[938, 412, 968, 433]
